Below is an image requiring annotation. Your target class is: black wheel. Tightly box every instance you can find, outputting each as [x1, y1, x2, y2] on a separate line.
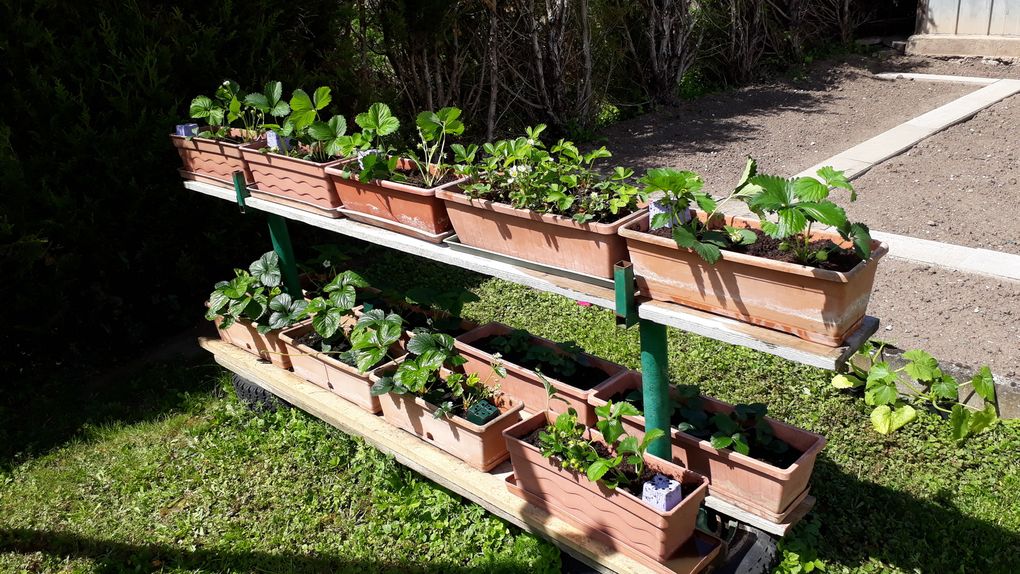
[231, 373, 290, 412]
[714, 524, 779, 574]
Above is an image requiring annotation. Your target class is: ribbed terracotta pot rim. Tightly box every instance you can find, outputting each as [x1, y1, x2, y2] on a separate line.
[503, 410, 709, 517]
[240, 140, 353, 169]
[454, 321, 628, 401]
[619, 212, 888, 283]
[587, 372, 827, 478]
[436, 188, 648, 234]
[369, 357, 524, 433]
[170, 126, 256, 146]
[325, 159, 468, 197]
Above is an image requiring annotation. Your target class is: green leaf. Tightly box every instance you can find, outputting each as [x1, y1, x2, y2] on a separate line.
[650, 212, 672, 230]
[968, 403, 997, 435]
[793, 177, 829, 202]
[249, 252, 281, 287]
[370, 377, 395, 397]
[710, 435, 733, 450]
[189, 95, 215, 120]
[328, 285, 356, 310]
[817, 166, 854, 198]
[312, 307, 345, 339]
[747, 175, 795, 212]
[356, 102, 400, 137]
[797, 201, 846, 228]
[243, 92, 269, 112]
[971, 366, 996, 403]
[289, 89, 316, 129]
[731, 433, 750, 456]
[586, 459, 611, 483]
[313, 86, 332, 110]
[775, 207, 808, 238]
[903, 349, 939, 381]
[949, 404, 970, 441]
[831, 374, 863, 389]
[931, 374, 959, 401]
[871, 404, 917, 434]
[616, 436, 639, 455]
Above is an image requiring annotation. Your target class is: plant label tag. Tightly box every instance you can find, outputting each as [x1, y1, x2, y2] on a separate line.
[642, 473, 683, 511]
[175, 123, 199, 137]
[267, 130, 290, 152]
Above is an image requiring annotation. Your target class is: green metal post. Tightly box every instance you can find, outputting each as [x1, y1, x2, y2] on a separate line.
[613, 262, 638, 328]
[267, 214, 302, 298]
[232, 171, 248, 212]
[639, 318, 672, 460]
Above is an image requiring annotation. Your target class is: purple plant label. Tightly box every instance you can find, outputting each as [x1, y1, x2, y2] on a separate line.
[642, 473, 683, 511]
[175, 123, 199, 137]
[267, 130, 290, 152]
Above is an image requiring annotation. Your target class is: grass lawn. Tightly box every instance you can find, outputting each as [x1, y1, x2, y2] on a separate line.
[3, 242, 1019, 573]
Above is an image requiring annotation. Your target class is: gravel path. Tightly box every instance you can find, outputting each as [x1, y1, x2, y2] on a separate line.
[843, 95, 1020, 255]
[601, 56, 974, 195]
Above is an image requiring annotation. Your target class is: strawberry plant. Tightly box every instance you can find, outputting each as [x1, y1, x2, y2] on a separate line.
[741, 164, 872, 265]
[269, 86, 351, 163]
[409, 107, 465, 188]
[833, 343, 998, 441]
[347, 102, 403, 182]
[189, 81, 288, 143]
[205, 252, 303, 334]
[454, 125, 645, 223]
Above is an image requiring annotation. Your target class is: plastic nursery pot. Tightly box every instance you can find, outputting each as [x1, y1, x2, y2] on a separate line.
[325, 159, 467, 243]
[240, 140, 350, 218]
[212, 314, 292, 370]
[454, 322, 628, 426]
[368, 359, 524, 471]
[502, 411, 708, 561]
[278, 319, 403, 414]
[619, 212, 887, 347]
[588, 371, 826, 519]
[435, 188, 648, 279]
[171, 127, 253, 187]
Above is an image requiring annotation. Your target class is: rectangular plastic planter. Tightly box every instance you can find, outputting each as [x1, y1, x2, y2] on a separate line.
[171, 128, 251, 187]
[240, 141, 349, 217]
[588, 371, 826, 517]
[619, 213, 887, 346]
[503, 411, 708, 561]
[279, 320, 402, 414]
[326, 160, 466, 243]
[435, 189, 647, 278]
[454, 322, 628, 426]
[213, 315, 291, 370]
[370, 361, 524, 471]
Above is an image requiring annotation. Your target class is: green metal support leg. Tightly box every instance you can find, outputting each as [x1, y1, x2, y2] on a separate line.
[614, 261, 672, 460]
[267, 214, 302, 298]
[639, 318, 672, 460]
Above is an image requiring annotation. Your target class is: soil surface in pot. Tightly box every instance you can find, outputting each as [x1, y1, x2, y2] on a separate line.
[360, 296, 473, 336]
[410, 380, 507, 420]
[446, 186, 639, 225]
[648, 226, 863, 272]
[390, 168, 459, 189]
[522, 427, 681, 499]
[473, 335, 609, 389]
[294, 331, 357, 367]
[608, 391, 804, 469]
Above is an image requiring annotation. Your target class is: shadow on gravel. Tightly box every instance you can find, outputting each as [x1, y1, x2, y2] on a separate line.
[0, 528, 523, 574]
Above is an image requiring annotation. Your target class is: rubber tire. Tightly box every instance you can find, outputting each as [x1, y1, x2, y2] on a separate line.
[231, 373, 290, 412]
[715, 524, 779, 574]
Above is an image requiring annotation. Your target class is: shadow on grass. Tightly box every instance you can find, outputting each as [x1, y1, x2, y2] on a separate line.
[0, 527, 525, 574]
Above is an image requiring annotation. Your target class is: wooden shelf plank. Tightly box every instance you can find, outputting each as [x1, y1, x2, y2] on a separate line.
[202, 338, 722, 574]
[184, 180, 876, 371]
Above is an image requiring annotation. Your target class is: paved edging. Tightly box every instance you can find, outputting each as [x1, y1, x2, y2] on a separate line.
[873, 72, 1001, 85]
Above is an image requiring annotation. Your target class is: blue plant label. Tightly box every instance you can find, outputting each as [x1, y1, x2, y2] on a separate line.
[267, 130, 290, 152]
[642, 473, 683, 511]
[175, 123, 199, 137]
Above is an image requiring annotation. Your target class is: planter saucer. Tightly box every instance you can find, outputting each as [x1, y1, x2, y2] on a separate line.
[443, 235, 615, 290]
[707, 482, 812, 523]
[505, 474, 722, 574]
[247, 187, 345, 219]
[338, 207, 454, 244]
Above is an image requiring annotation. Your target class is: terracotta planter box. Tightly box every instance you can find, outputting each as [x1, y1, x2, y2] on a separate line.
[279, 320, 402, 414]
[435, 189, 647, 278]
[619, 213, 887, 346]
[370, 361, 524, 471]
[455, 322, 628, 426]
[589, 371, 826, 518]
[171, 128, 252, 187]
[241, 141, 349, 217]
[213, 315, 291, 370]
[326, 160, 466, 243]
[503, 411, 708, 561]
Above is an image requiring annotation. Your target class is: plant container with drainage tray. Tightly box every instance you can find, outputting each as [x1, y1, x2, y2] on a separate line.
[172, 127, 254, 187]
[619, 212, 887, 346]
[212, 313, 291, 370]
[369, 360, 524, 471]
[589, 371, 826, 520]
[454, 322, 628, 426]
[502, 411, 709, 563]
[279, 319, 403, 414]
[326, 160, 465, 243]
[435, 188, 648, 279]
[240, 140, 349, 218]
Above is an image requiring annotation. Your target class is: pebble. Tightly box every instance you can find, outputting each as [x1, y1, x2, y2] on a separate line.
[927, 220, 936, 226]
